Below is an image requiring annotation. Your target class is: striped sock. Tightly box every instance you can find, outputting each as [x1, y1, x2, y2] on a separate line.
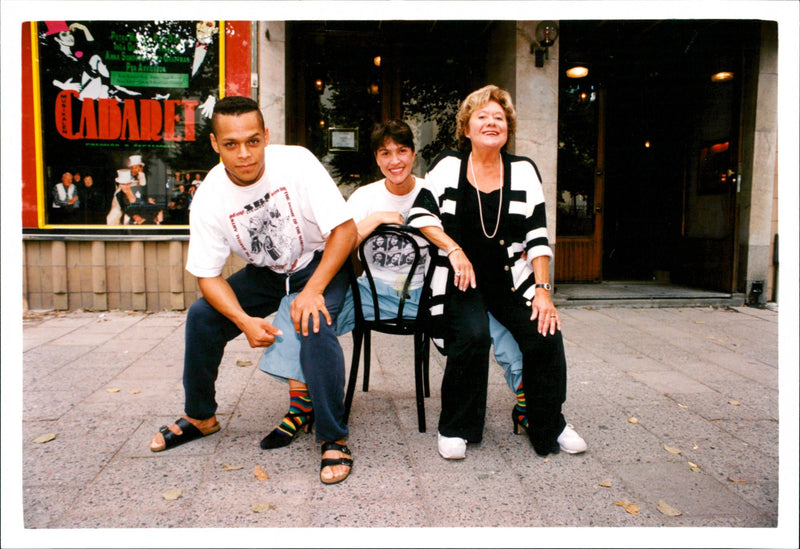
[276, 389, 313, 437]
[515, 382, 528, 429]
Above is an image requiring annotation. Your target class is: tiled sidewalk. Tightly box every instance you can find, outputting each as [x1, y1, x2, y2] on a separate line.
[7, 305, 796, 548]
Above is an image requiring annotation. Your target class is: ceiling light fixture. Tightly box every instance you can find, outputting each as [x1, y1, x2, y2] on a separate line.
[566, 65, 589, 79]
[711, 71, 734, 82]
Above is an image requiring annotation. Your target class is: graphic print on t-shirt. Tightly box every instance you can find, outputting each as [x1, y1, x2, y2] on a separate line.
[365, 233, 428, 295]
[229, 186, 304, 273]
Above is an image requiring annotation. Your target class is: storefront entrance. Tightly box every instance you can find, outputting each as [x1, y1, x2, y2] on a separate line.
[286, 21, 491, 187]
[555, 20, 757, 292]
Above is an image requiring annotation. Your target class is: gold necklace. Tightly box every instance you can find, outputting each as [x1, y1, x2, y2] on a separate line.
[469, 153, 503, 239]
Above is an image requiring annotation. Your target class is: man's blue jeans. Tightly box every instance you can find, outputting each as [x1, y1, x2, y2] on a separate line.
[183, 253, 350, 442]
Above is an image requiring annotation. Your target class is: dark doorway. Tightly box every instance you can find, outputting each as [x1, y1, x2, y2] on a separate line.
[558, 20, 757, 291]
[287, 21, 491, 188]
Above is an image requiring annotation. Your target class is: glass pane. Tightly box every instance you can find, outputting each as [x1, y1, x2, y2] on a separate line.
[557, 82, 598, 236]
[302, 37, 383, 190]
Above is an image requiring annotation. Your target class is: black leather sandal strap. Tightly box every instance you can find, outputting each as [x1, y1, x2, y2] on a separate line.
[321, 457, 354, 468]
[321, 441, 350, 454]
[175, 417, 203, 436]
[162, 418, 203, 448]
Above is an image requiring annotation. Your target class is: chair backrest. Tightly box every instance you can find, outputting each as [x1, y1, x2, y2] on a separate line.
[355, 224, 432, 331]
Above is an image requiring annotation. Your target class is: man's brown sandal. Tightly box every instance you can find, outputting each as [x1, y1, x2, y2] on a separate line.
[320, 441, 353, 485]
[151, 417, 220, 452]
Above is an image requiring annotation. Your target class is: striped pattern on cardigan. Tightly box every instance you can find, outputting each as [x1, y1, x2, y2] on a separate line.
[407, 150, 553, 352]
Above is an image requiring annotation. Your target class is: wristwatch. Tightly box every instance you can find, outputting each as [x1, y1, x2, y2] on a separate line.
[534, 283, 552, 291]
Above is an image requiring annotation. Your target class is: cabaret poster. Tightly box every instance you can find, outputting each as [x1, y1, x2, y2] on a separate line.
[33, 21, 224, 228]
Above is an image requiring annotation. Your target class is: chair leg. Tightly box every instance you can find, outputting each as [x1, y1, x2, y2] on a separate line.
[344, 328, 363, 424]
[362, 330, 372, 392]
[422, 334, 431, 398]
[414, 332, 426, 432]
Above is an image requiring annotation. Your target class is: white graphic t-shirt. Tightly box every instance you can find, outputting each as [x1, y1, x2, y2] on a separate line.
[187, 145, 352, 278]
[346, 178, 427, 290]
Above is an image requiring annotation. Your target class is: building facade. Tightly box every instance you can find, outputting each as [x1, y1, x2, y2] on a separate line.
[21, 19, 780, 311]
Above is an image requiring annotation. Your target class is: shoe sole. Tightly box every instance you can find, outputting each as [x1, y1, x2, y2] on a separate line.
[559, 446, 586, 454]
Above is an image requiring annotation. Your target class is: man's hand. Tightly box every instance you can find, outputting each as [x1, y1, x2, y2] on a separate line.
[240, 316, 283, 348]
[290, 287, 331, 337]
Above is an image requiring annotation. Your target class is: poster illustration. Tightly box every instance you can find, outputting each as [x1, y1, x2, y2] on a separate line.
[35, 21, 223, 227]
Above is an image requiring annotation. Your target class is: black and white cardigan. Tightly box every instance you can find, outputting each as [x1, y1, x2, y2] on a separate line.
[407, 150, 554, 353]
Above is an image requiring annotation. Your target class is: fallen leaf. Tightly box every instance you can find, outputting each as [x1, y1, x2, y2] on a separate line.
[253, 465, 270, 481]
[677, 403, 688, 408]
[628, 417, 639, 424]
[657, 500, 682, 516]
[727, 476, 747, 483]
[694, 321, 705, 324]
[728, 400, 740, 406]
[222, 464, 244, 471]
[614, 500, 639, 516]
[693, 443, 699, 450]
[106, 387, 121, 393]
[688, 461, 701, 473]
[663, 444, 682, 455]
[128, 389, 141, 394]
[236, 358, 253, 367]
[598, 481, 613, 488]
[162, 488, 182, 501]
[250, 502, 274, 513]
[32, 433, 57, 444]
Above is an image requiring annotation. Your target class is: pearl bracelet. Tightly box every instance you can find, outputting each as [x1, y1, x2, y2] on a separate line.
[446, 246, 462, 257]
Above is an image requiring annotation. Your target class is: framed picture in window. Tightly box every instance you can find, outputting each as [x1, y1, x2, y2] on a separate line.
[329, 128, 358, 152]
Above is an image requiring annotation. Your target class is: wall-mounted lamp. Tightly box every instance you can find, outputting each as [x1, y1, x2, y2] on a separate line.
[531, 21, 559, 67]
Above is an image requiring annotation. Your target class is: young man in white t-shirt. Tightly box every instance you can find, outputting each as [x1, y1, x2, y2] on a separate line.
[149, 96, 357, 485]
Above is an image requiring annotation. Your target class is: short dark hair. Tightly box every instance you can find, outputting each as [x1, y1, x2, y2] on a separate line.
[211, 96, 265, 135]
[370, 119, 415, 156]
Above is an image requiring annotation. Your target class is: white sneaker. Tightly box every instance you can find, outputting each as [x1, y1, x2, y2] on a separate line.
[557, 424, 587, 454]
[437, 432, 467, 460]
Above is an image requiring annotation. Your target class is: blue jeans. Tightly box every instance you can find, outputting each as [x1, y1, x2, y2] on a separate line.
[183, 253, 350, 442]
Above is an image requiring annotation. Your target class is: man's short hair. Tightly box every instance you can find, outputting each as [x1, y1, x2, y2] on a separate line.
[370, 119, 415, 156]
[211, 96, 265, 135]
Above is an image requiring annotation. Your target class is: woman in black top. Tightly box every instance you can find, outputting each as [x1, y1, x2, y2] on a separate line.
[408, 85, 586, 459]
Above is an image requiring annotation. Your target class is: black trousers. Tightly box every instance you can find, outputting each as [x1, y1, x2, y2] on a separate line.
[439, 286, 567, 452]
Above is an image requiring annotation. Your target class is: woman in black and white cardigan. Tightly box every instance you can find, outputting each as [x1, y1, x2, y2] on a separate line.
[407, 85, 586, 459]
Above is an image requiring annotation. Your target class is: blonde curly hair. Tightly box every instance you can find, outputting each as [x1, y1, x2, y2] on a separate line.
[455, 84, 517, 152]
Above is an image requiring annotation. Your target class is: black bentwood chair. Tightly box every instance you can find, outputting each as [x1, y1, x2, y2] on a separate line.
[343, 224, 435, 432]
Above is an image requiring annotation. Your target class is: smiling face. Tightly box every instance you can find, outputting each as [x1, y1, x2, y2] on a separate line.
[464, 100, 508, 152]
[209, 111, 269, 187]
[375, 137, 415, 195]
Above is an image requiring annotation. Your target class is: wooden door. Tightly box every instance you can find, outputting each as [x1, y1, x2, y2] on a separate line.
[555, 87, 605, 282]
